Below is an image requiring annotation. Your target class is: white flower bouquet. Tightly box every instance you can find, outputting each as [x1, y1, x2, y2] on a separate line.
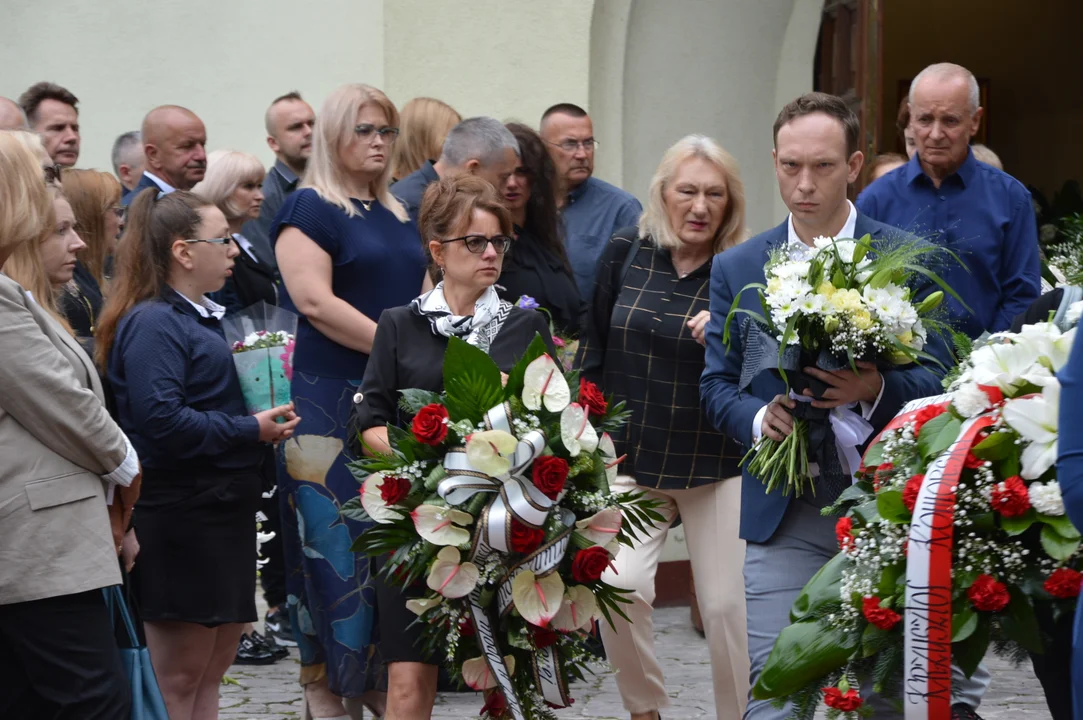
[220, 301, 298, 414]
[725, 235, 962, 496]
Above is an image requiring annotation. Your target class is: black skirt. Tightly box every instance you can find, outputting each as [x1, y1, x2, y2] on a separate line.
[130, 468, 262, 626]
[372, 554, 433, 665]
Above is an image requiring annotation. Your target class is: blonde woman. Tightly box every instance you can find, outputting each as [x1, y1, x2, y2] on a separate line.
[0, 132, 139, 719]
[576, 134, 750, 720]
[59, 169, 123, 340]
[273, 83, 428, 720]
[193, 150, 278, 313]
[389, 96, 461, 180]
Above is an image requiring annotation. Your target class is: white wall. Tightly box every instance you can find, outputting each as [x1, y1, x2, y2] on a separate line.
[1, 0, 385, 173]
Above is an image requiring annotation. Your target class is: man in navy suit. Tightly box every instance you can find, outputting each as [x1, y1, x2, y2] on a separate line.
[701, 93, 989, 720]
[121, 106, 207, 206]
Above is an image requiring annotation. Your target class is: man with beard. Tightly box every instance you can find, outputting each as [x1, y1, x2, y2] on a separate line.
[241, 91, 316, 268]
[122, 105, 207, 206]
[540, 103, 641, 299]
[18, 82, 80, 167]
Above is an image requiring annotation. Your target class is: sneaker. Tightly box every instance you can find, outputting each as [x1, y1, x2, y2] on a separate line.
[951, 704, 984, 720]
[251, 630, 289, 660]
[234, 633, 277, 665]
[265, 607, 297, 647]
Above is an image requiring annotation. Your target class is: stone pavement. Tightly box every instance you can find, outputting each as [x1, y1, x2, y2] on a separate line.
[221, 606, 1051, 719]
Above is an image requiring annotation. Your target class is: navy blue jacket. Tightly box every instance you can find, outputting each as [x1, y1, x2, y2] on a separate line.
[700, 214, 947, 543]
[119, 172, 163, 207]
[390, 160, 439, 226]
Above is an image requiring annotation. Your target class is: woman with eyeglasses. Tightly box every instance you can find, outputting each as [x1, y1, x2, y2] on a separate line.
[271, 83, 428, 719]
[95, 188, 300, 720]
[349, 174, 555, 719]
[57, 169, 124, 347]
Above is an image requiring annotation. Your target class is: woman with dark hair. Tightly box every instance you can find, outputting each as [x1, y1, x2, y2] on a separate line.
[96, 188, 299, 720]
[499, 122, 583, 335]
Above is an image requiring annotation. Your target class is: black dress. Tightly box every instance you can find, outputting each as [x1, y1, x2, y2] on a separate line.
[349, 302, 555, 663]
[496, 229, 584, 336]
[59, 261, 104, 353]
[210, 236, 281, 314]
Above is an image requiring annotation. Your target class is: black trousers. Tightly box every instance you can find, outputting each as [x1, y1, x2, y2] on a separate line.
[259, 447, 286, 609]
[0, 588, 130, 720]
[1030, 604, 1075, 720]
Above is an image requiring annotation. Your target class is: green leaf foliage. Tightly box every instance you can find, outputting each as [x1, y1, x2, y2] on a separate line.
[1000, 509, 1037, 536]
[1040, 513, 1082, 540]
[952, 614, 991, 678]
[790, 552, 847, 622]
[862, 623, 894, 658]
[397, 388, 444, 415]
[1000, 587, 1044, 654]
[1041, 524, 1081, 561]
[442, 336, 504, 423]
[340, 496, 370, 523]
[863, 441, 885, 469]
[752, 620, 858, 700]
[918, 412, 962, 460]
[971, 431, 1012, 461]
[877, 490, 910, 523]
[951, 607, 978, 642]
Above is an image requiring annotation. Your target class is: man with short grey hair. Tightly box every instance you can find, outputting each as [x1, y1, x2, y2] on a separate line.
[111, 131, 145, 201]
[0, 97, 28, 131]
[858, 62, 1039, 338]
[391, 116, 520, 225]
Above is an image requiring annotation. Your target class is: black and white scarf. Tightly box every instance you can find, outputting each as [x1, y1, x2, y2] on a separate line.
[410, 283, 511, 354]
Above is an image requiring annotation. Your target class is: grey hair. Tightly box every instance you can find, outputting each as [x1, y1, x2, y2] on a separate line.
[439, 117, 520, 168]
[909, 63, 980, 114]
[111, 130, 142, 175]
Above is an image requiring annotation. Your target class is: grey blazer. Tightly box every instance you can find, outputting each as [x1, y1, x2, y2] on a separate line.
[0, 273, 134, 604]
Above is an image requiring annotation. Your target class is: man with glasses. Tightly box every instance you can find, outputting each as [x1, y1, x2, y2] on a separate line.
[540, 103, 642, 299]
[391, 116, 519, 226]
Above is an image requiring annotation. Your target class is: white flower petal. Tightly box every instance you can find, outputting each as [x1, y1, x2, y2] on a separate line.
[551, 585, 599, 632]
[465, 430, 518, 477]
[360, 472, 406, 524]
[426, 546, 480, 598]
[512, 570, 565, 628]
[598, 432, 619, 487]
[405, 596, 443, 616]
[560, 403, 598, 457]
[574, 508, 623, 547]
[462, 655, 516, 690]
[522, 355, 570, 412]
[411, 504, 473, 546]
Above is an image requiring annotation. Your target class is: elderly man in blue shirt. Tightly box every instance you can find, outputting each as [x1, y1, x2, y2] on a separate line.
[541, 103, 642, 299]
[857, 62, 1040, 338]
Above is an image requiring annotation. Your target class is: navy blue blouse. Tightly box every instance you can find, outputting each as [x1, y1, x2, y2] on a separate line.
[108, 288, 261, 473]
[271, 188, 427, 379]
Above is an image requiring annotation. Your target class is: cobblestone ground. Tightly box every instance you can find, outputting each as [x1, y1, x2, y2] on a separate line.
[221, 604, 1052, 719]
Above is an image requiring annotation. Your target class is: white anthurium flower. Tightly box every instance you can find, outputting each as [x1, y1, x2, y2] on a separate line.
[411, 504, 474, 546]
[511, 569, 565, 627]
[405, 595, 443, 616]
[551, 585, 600, 633]
[968, 341, 1043, 394]
[598, 432, 620, 487]
[360, 472, 407, 524]
[1001, 380, 1060, 480]
[574, 508, 623, 547]
[465, 430, 519, 477]
[462, 655, 516, 691]
[426, 546, 480, 598]
[560, 403, 599, 457]
[522, 354, 570, 412]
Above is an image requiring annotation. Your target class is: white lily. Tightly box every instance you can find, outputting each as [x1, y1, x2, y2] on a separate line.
[967, 341, 1043, 395]
[1001, 380, 1060, 480]
[560, 403, 598, 457]
[522, 354, 570, 412]
[462, 655, 516, 690]
[411, 504, 474, 546]
[511, 569, 565, 627]
[360, 472, 407, 524]
[405, 595, 443, 616]
[574, 508, 623, 547]
[465, 430, 519, 477]
[551, 585, 599, 632]
[426, 546, 480, 598]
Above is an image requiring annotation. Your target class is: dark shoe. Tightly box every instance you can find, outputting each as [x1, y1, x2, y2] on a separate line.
[265, 606, 297, 647]
[234, 632, 277, 665]
[252, 629, 289, 660]
[951, 704, 984, 720]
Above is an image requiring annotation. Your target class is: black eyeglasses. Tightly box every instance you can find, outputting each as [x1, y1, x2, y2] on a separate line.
[439, 234, 513, 254]
[546, 138, 598, 153]
[354, 124, 400, 142]
[110, 205, 126, 220]
[43, 164, 63, 184]
[184, 237, 233, 246]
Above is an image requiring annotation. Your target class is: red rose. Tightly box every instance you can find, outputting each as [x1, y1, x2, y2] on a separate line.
[912, 405, 946, 435]
[964, 452, 985, 470]
[822, 687, 863, 712]
[481, 690, 508, 718]
[459, 617, 476, 637]
[862, 596, 902, 630]
[379, 476, 411, 506]
[903, 474, 924, 513]
[835, 517, 855, 553]
[571, 546, 611, 583]
[991, 476, 1031, 518]
[412, 403, 449, 445]
[532, 456, 569, 500]
[1044, 568, 1083, 599]
[968, 574, 1010, 612]
[510, 517, 546, 554]
[531, 626, 558, 648]
[578, 380, 608, 417]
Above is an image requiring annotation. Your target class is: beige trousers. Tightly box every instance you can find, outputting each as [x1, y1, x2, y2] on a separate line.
[600, 475, 749, 719]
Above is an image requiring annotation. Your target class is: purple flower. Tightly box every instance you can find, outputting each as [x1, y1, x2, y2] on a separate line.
[516, 295, 540, 310]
